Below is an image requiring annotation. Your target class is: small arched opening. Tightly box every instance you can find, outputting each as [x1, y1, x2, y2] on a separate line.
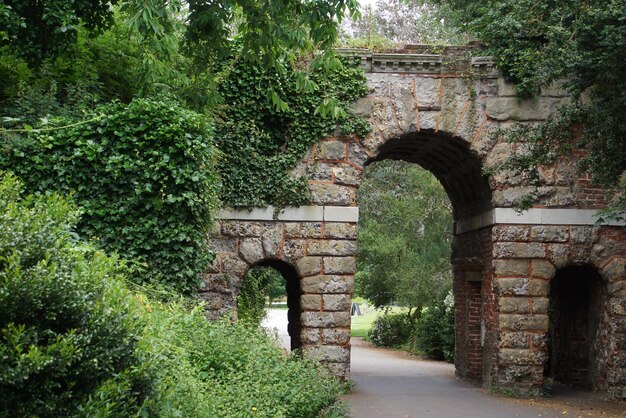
[238, 259, 303, 351]
[545, 265, 606, 389]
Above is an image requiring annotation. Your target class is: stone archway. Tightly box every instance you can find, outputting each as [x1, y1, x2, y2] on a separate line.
[206, 48, 626, 399]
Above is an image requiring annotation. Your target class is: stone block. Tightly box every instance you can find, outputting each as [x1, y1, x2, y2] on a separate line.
[323, 294, 352, 311]
[309, 183, 355, 206]
[315, 141, 346, 161]
[601, 258, 626, 283]
[301, 311, 351, 328]
[494, 259, 529, 277]
[305, 346, 350, 363]
[324, 257, 356, 274]
[209, 237, 238, 253]
[324, 206, 359, 222]
[500, 332, 529, 348]
[322, 328, 351, 345]
[262, 227, 282, 258]
[528, 279, 549, 297]
[530, 333, 548, 351]
[492, 226, 530, 242]
[308, 163, 334, 181]
[239, 238, 263, 264]
[301, 328, 321, 344]
[499, 297, 530, 314]
[325, 362, 350, 381]
[301, 275, 354, 294]
[499, 348, 548, 366]
[324, 223, 358, 239]
[284, 222, 322, 238]
[571, 226, 593, 243]
[221, 221, 263, 237]
[497, 278, 529, 296]
[295, 257, 322, 277]
[221, 255, 249, 277]
[486, 97, 564, 121]
[333, 166, 363, 186]
[531, 260, 555, 279]
[494, 242, 546, 259]
[547, 244, 570, 269]
[499, 314, 548, 331]
[308, 239, 357, 256]
[283, 239, 306, 260]
[349, 142, 371, 167]
[301, 294, 322, 311]
[530, 226, 569, 243]
[608, 297, 626, 316]
[531, 297, 549, 314]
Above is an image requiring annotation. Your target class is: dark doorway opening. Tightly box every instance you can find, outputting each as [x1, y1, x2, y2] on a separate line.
[253, 260, 303, 351]
[546, 265, 604, 388]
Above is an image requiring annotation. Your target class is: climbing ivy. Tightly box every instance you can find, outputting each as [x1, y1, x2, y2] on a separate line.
[215, 57, 370, 208]
[0, 98, 219, 293]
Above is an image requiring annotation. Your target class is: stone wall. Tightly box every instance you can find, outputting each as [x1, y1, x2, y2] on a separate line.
[204, 208, 358, 379]
[207, 48, 626, 399]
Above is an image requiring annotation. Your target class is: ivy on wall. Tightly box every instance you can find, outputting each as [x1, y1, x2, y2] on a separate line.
[215, 58, 370, 208]
[0, 98, 219, 293]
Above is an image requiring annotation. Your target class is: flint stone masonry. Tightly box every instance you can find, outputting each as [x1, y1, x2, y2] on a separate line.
[205, 48, 626, 400]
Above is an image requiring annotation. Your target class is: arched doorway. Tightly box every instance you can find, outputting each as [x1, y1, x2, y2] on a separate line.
[545, 265, 606, 388]
[239, 259, 303, 351]
[360, 129, 494, 382]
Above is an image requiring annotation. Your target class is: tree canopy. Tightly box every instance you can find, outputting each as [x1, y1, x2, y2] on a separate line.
[356, 160, 453, 310]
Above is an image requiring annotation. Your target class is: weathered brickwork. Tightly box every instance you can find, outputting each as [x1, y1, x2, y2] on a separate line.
[206, 48, 626, 399]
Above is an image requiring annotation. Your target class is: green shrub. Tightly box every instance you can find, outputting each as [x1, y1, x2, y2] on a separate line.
[407, 294, 455, 362]
[0, 98, 219, 293]
[368, 312, 412, 347]
[137, 299, 344, 417]
[237, 266, 286, 326]
[0, 173, 148, 417]
[0, 173, 344, 417]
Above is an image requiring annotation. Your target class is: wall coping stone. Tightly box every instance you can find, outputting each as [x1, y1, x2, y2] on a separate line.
[218, 206, 359, 223]
[456, 208, 625, 234]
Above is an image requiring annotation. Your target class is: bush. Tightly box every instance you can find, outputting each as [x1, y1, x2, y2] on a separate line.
[0, 173, 345, 417]
[139, 301, 344, 417]
[0, 173, 148, 416]
[407, 294, 455, 362]
[368, 312, 413, 347]
[0, 98, 220, 293]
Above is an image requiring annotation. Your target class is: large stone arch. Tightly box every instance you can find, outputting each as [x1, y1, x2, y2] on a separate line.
[205, 47, 626, 399]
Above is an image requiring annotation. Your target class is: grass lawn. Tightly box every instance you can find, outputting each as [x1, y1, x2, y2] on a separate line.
[350, 305, 409, 338]
[350, 308, 379, 338]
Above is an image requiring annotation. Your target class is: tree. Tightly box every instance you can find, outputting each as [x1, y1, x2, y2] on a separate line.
[340, 0, 466, 47]
[356, 160, 453, 310]
[430, 0, 626, 214]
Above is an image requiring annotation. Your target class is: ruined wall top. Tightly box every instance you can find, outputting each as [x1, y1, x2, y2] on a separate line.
[336, 45, 498, 77]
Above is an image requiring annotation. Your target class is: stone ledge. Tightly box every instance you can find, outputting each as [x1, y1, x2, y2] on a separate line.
[495, 208, 626, 226]
[217, 205, 359, 222]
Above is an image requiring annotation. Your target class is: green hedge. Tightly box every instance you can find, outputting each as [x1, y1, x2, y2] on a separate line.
[0, 98, 219, 293]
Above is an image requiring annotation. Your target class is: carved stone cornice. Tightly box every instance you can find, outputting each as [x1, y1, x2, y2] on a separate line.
[336, 47, 499, 77]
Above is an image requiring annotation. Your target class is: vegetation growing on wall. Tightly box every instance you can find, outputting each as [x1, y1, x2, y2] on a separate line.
[216, 57, 370, 208]
[0, 99, 220, 293]
[430, 0, 626, 214]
